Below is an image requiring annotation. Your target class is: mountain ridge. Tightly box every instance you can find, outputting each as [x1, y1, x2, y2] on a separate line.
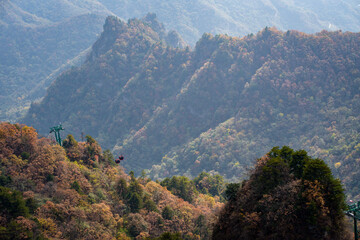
[23, 16, 360, 199]
[2, 0, 360, 121]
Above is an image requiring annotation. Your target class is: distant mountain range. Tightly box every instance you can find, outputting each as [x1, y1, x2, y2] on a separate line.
[99, 0, 360, 44]
[0, 0, 109, 120]
[1, 0, 360, 121]
[23, 14, 360, 202]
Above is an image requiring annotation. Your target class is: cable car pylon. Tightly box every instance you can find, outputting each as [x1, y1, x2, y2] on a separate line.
[346, 201, 360, 240]
[50, 124, 65, 146]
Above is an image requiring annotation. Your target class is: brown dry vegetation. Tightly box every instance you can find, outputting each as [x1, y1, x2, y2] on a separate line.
[0, 122, 222, 239]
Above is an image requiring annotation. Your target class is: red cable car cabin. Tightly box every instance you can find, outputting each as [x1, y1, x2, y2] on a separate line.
[115, 155, 124, 164]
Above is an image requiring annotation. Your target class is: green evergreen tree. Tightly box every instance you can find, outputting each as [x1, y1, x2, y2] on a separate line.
[153, 232, 183, 240]
[103, 149, 115, 165]
[62, 134, 78, 148]
[128, 180, 143, 196]
[162, 206, 174, 220]
[0, 187, 29, 220]
[160, 176, 197, 202]
[223, 183, 240, 201]
[128, 193, 143, 213]
[117, 178, 128, 199]
[71, 181, 83, 194]
[143, 195, 158, 212]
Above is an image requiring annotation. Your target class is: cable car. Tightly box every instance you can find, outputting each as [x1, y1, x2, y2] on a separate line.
[115, 155, 124, 164]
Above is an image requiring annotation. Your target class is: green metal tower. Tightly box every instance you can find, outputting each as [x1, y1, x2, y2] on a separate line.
[346, 201, 360, 240]
[50, 124, 65, 146]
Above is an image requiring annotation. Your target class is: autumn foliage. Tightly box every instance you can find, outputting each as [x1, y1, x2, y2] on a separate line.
[212, 146, 349, 240]
[23, 16, 360, 195]
[0, 122, 222, 239]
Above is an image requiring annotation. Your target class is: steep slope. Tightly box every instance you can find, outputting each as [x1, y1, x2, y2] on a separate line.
[2, 0, 360, 121]
[0, 0, 51, 27]
[0, 122, 222, 239]
[5, 0, 358, 46]
[9, 0, 111, 23]
[24, 14, 360, 194]
[149, 30, 360, 180]
[23, 15, 188, 142]
[0, 0, 111, 121]
[128, 29, 360, 180]
[0, 13, 106, 115]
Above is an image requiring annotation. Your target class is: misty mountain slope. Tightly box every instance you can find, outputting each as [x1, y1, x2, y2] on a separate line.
[0, 0, 115, 121]
[0, 0, 51, 27]
[9, 0, 112, 23]
[2, 0, 360, 122]
[98, 0, 360, 44]
[23, 15, 360, 190]
[0, 13, 106, 120]
[23, 15, 189, 141]
[123, 29, 360, 178]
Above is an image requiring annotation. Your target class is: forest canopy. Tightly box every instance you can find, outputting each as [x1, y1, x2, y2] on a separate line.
[212, 146, 349, 240]
[0, 122, 224, 239]
[22, 16, 360, 199]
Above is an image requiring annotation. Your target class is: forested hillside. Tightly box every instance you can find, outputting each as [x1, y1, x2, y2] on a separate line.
[0, 123, 351, 239]
[212, 146, 350, 240]
[0, 0, 110, 121]
[24, 15, 360, 200]
[0, 122, 223, 239]
[2, 0, 360, 121]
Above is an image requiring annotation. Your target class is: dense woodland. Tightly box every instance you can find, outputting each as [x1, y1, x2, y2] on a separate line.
[0, 0, 107, 120]
[2, 2, 360, 239]
[213, 146, 350, 240]
[0, 123, 350, 239]
[0, 122, 226, 239]
[2, 0, 360, 121]
[23, 16, 360, 202]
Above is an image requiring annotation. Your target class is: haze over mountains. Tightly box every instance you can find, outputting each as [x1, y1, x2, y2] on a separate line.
[23, 14, 360, 200]
[0, 0, 108, 120]
[2, 0, 360, 198]
[2, 3, 360, 238]
[1, 0, 360, 120]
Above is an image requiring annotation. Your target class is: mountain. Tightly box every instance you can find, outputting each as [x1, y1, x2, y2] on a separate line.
[23, 14, 360, 199]
[99, 0, 360, 45]
[0, 0, 113, 121]
[0, 0, 50, 27]
[1, 0, 111, 26]
[4, 0, 359, 45]
[2, 0, 359, 121]
[0, 122, 222, 239]
[0, 13, 107, 117]
[128, 28, 360, 183]
[23, 15, 188, 141]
